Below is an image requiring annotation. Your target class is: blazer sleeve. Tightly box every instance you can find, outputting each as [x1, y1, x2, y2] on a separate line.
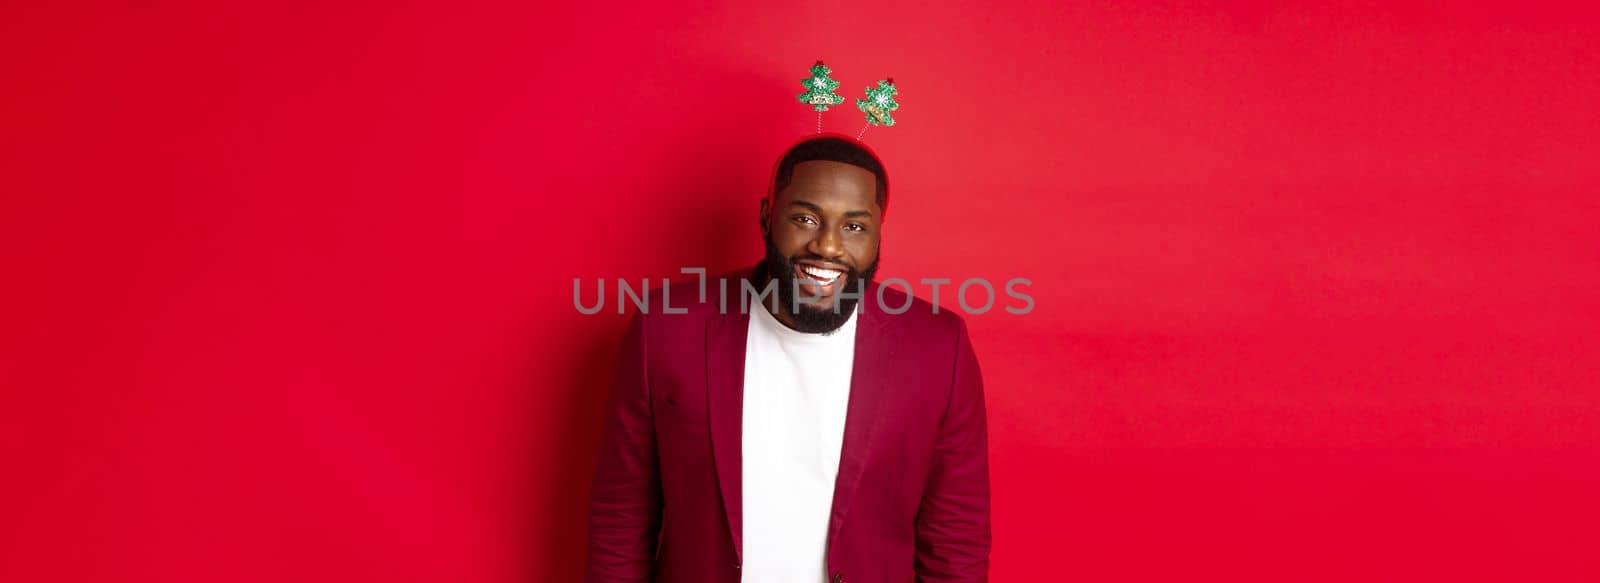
[914, 317, 992, 582]
[586, 314, 662, 582]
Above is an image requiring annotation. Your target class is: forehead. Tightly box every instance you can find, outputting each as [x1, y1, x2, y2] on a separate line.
[778, 160, 879, 209]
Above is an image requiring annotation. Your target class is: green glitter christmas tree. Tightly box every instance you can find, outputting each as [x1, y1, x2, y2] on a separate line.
[797, 61, 845, 112]
[857, 78, 899, 127]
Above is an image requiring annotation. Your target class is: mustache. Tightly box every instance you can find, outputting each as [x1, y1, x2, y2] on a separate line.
[761, 231, 880, 288]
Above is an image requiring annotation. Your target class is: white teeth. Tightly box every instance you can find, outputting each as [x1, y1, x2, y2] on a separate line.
[800, 265, 843, 282]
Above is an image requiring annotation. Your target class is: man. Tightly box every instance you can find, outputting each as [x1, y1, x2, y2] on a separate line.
[588, 135, 990, 582]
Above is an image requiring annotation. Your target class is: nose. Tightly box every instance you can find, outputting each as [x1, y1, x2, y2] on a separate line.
[807, 224, 844, 260]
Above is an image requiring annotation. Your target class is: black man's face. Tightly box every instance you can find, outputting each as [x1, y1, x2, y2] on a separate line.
[761, 160, 882, 332]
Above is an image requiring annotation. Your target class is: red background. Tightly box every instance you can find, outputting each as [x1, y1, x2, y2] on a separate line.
[3, 1, 1597, 581]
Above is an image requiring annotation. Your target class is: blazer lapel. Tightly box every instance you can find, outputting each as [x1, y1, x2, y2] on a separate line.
[827, 288, 900, 548]
[706, 289, 751, 561]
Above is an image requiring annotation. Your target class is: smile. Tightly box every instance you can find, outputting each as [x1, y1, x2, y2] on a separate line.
[798, 264, 845, 285]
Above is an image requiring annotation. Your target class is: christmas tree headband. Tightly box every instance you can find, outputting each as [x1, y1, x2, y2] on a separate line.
[796, 60, 901, 140]
[769, 60, 900, 219]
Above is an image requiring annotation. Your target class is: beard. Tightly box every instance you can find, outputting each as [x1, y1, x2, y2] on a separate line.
[761, 233, 879, 335]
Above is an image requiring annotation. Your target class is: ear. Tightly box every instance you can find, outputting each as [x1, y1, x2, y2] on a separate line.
[758, 197, 771, 237]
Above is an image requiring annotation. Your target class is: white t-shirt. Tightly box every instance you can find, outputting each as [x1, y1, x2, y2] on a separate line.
[740, 305, 858, 582]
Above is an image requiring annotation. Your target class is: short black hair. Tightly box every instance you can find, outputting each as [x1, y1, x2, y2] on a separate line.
[771, 136, 889, 213]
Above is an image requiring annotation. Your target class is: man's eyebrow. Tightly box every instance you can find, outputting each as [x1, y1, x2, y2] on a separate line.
[787, 200, 876, 219]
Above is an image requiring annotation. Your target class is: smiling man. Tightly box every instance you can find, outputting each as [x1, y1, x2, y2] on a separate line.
[588, 135, 991, 583]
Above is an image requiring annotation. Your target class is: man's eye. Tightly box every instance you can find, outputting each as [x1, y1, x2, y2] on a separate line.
[793, 216, 817, 226]
[845, 223, 865, 232]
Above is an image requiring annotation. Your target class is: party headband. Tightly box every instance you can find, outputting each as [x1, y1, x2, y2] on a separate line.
[796, 60, 901, 140]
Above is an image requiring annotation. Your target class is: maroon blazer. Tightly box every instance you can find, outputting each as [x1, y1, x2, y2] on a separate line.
[587, 270, 990, 583]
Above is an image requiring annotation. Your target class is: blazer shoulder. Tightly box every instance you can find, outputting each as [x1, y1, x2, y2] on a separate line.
[630, 270, 751, 332]
[870, 282, 970, 339]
